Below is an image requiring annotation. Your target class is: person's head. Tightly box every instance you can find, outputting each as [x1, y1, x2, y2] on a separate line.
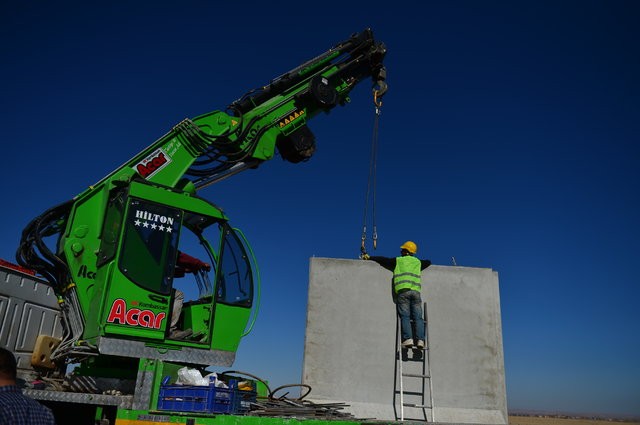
[0, 347, 17, 384]
[400, 241, 418, 256]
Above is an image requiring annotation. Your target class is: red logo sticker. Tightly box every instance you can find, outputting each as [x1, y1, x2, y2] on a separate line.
[134, 148, 171, 179]
[106, 298, 166, 329]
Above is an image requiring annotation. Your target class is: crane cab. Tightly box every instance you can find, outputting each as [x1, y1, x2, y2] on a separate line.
[82, 179, 254, 366]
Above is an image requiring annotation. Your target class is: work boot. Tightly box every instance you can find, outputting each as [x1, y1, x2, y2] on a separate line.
[416, 340, 426, 349]
[169, 328, 193, 340]
[187, 331, 207, 343]
[401, 339, 414, 348]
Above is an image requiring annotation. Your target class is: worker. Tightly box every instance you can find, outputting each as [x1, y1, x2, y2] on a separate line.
[0, 347, 56, 424]
[170, 251, 211, 340]
[362, 241, 431, 349]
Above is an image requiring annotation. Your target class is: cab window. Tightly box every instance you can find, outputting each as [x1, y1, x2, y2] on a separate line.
[119, 199, 181, 295]
[97, 188, 126, 268]
[216, 224, 253, 307]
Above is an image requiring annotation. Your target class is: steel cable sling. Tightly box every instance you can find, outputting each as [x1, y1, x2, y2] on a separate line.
[361, 92, 383, 256]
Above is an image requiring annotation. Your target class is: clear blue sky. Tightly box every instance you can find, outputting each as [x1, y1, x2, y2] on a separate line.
[1, 0, 638, 418]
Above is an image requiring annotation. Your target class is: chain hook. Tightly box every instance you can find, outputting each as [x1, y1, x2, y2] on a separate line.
[373, 90, 383, 108]
[372, 226, 378, 250]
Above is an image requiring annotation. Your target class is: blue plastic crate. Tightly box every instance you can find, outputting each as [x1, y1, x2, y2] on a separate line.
[157, 384, 235, 414]
[234, 389, 257, 413]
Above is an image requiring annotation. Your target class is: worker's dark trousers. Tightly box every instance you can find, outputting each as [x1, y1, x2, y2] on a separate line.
[396, 290, 425, 341]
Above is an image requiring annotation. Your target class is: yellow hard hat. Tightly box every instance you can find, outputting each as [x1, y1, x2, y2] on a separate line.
[400, 241, 418, 254]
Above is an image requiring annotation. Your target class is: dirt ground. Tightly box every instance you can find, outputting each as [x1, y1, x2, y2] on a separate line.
[509, 416, 640, 425]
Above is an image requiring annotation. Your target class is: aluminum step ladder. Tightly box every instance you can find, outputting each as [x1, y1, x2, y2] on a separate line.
[393, 302, 434, 422]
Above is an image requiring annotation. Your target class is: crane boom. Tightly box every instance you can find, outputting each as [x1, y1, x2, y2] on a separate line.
[15, 29, 388, 367]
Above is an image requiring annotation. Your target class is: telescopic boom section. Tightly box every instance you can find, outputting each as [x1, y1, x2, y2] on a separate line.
[231, 28, 387, 114]
[59, 29, 387, 199]
[184, 27, 387, 188]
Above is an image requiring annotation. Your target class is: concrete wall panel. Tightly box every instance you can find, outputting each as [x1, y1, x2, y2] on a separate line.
[303, 258, 506, 424]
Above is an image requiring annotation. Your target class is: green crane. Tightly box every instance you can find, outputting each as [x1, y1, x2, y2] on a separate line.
[16, 29, 387, 374]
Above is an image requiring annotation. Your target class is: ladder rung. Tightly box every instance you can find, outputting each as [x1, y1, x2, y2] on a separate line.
[401, 373, 430, 378]
[396, 390, 424, 396]
[402, 403, 432, 408]
[399, 356, 427, 362]
[397, 347, 428, 352]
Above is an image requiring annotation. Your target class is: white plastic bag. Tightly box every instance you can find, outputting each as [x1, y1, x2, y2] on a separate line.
[176, 367, 208, 386]
[175, 367, 230, 387]
[203, 372, 228, 388]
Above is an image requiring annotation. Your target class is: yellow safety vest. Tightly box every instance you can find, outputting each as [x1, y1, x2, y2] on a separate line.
[393, 256, 422, 293]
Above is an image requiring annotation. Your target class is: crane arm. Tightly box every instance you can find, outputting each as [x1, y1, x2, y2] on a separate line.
[15, 30, 388, 363]
[18, 29, 387, 286]
[79, 29, 387, 194]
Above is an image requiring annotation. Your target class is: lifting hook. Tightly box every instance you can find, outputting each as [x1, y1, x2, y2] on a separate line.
[373, 90, 383, 108]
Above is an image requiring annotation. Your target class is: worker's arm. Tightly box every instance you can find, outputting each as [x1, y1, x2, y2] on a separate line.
[176, 251, 211, 274]
[367, 256, 396, 272]
[420, 259, 432, 270]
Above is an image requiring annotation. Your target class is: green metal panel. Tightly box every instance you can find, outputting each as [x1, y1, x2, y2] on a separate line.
[100, 267, 171, 340]
[128, 181, 227, 221]
[115, 410, 363, 425]
[211, 304, 251, 352]
[182, 301, 212, 336]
